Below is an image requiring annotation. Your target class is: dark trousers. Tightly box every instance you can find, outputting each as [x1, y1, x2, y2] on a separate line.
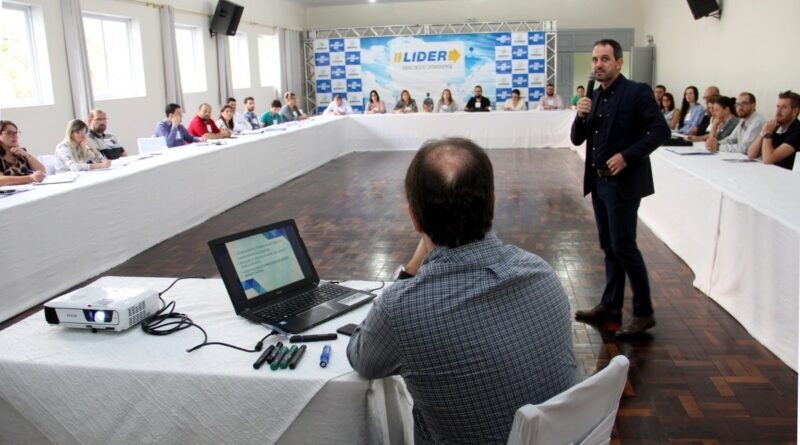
[592, 179, 653, 317]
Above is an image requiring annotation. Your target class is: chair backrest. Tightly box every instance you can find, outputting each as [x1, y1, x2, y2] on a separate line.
[507, 355, 630, 445]
[37, 154, 57, 175]
[137, 136, 167, 156]
[793, 154, 799, 173]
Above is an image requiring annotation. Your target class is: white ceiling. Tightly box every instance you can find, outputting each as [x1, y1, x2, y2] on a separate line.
[290, 0, 441, 7]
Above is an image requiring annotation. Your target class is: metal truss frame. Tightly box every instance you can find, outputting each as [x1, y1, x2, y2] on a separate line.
[303, 20, 558, 114]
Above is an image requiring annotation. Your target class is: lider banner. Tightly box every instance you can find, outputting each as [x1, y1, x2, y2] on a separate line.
[313, 32, 547, 113]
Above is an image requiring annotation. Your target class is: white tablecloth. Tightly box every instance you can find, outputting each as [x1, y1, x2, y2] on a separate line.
[347, 110, 577, 151]
[638, 147, 800, 370]
[0, 276, 414, 445]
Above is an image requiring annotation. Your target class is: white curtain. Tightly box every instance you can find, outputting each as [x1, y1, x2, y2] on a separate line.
[60, 0, 93, 119]
[159, 5, 184, 106]
[278, 29, 305, 106]
[216, 33, 234, 105]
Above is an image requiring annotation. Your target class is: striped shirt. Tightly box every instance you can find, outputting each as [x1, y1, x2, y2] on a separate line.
[347, 233, 576, 444]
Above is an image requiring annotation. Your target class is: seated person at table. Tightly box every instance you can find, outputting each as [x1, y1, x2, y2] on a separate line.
[347, 137, 576, 444]
[653, 84, 666, 107]
[676, 85, 705, 135]
[503, 88, 527, 111]
[661, 92, 680, 130]
[187, 103, 231, 140]
[422, 93, 434, 113]
[435, 88, 458, 113]
[242, 96, 261, 130]
[537, 83, 564, 110]
[708, 92, 765, 154]
[260, 100, 284, 126]
[280, 92, 308, 122]
[464, 85, 491, 112]
[692, 96, 739, 143]
[0, 120, 46, 185]
[216, 105, 236, 134]
[86, 109, 127, 159]
[365, 89, 386, 114]
[693, 86, 721, 137]
[747, 90, 800, 170]
[155, 103, 203, 148]
[225, 97, 249, 133]
[323, 94, 354, 115]
[571, 85, 585, 108]
[54, 119, 111, 173]
[393, 90, 418, 113]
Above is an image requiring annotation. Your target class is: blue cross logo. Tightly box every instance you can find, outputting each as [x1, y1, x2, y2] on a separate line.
[317, 81, 331, 92]
[315, 53, 330, 65]
[495, 34, 511, 45]
[497, 89, 511, 100]
[529, 32, 544, 44]
[512, 47, 527, 58]
[330, 39, 344, 51]
[513, 77, 526, 86]
[496, 62, 511, 73]
[331, 67, 345, 77]
[347, 80, 362, 91]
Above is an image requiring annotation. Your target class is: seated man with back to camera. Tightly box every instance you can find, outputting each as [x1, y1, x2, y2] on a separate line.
[187, 103, 231, 140]
[347, 137, 576, 444]
[86, 109, 127, 159]
[154, 103, 203, 148]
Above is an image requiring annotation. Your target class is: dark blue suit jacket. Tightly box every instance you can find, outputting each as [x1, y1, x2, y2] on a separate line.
[570, 75, 670, 200]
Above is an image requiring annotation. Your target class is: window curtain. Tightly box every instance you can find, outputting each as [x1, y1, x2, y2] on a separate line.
[159, 5, 183, 106]
[60, 0, 93, 119]
[216, 33, 234, 105]
[278, 29, 305, 107]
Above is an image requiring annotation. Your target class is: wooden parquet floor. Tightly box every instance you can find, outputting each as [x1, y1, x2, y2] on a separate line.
[3, 148, 796, 444]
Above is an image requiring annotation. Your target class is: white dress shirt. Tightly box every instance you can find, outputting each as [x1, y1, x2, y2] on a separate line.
[323, 100, 354, 115]
[718, 112, 766, 154]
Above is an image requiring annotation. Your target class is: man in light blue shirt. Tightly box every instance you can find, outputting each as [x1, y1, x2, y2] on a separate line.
[154, 103, 202, 148]
[242, 97, 260, 130]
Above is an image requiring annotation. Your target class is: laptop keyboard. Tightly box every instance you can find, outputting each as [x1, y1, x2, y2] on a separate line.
[253, 284, 350, 321]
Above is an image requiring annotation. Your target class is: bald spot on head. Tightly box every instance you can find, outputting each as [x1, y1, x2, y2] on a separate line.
[422, 143, 473, 186]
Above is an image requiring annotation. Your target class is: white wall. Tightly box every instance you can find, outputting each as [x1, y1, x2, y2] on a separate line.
[306, 0, 645, 35]
[1, 0, 306, 157]
[642, 0, 798, 116]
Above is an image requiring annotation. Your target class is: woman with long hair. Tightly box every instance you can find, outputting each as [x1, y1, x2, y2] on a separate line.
[661, 92, 680, 130]
[436, 89, 458, 113]
[0, 120, 46, 185]
[393, 90, 418, 113]
[54, 119, 110, 173]
[677, 86, 704, 135]
[216, 105, 235, 133]
[365, 90, 386, 114]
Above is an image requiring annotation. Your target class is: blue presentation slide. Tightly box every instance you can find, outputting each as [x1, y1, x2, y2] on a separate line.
[225, 229, 304, 299]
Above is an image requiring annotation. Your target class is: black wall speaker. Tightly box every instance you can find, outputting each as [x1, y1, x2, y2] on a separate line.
[687, 0, 721, 20]
[210, 0, 244, 36]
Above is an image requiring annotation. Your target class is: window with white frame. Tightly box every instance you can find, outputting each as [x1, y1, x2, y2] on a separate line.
[82, 13, 146, 100]
[258, 33, 281, 89]
[228, 32, 250, 89]
[0, 3, 53, 107]
[175, 25, 207, 93]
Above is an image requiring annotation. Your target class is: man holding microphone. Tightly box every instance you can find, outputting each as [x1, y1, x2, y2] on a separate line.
[571, 39, 670, 337]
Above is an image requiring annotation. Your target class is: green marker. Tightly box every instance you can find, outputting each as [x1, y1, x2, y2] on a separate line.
[280, 345, 298, 369]
[271, 347, 289, 371]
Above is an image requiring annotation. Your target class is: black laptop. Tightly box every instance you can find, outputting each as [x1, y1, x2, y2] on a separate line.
[208, 219, 376, 333]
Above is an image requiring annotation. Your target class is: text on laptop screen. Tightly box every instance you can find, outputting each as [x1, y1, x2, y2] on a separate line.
[225, 227, 306, 299]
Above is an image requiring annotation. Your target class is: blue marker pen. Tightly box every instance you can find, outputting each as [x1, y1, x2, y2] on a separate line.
[319, 344, 332, 368]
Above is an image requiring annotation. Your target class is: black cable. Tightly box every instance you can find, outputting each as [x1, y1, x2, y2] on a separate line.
[141, 277, 276, 353]
[366, 281, 386, 293]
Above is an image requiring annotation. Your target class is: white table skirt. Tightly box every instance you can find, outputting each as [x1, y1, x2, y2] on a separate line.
[0, 276, 414, 445]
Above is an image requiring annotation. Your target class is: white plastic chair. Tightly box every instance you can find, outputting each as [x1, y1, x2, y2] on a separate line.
[37, 154, 57, 175]
[507, 355, 630, 445]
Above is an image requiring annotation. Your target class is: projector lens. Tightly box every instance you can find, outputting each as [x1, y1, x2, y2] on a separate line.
[94, 311, 107, 322]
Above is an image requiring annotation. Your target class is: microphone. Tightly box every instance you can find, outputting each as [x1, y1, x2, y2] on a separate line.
[586, 73, 596, 95]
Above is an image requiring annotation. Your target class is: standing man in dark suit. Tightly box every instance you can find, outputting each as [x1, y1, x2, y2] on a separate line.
[571, 39, 670, 336]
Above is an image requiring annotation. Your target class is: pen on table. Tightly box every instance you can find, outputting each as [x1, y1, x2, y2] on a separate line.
[289, 333, 338, 343]
[266, 341, 283, 363]
[319, 344, 332, 368]
[270, 346, 289, 371]
[253, 344, 275, 370]
[288, 345, 306, 369]
[280, 345, 298, 369]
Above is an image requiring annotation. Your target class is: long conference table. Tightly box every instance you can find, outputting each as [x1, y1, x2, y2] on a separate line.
[1, 111, 799, 443]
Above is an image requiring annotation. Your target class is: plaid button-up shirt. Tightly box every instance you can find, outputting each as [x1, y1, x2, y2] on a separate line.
[347, 233, 576, 444]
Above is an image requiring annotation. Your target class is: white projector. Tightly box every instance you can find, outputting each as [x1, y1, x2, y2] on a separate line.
[44, 287, 160, 331]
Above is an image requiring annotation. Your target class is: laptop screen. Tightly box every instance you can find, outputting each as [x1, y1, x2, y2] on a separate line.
[208, 220, 319, 312]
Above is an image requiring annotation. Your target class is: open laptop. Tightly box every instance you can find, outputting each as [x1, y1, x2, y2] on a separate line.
[208, 219, 376, 333]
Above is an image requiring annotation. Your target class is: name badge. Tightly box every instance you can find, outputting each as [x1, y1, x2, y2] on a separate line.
[477, 101, 482, 108]
[206, 124, 212, 132]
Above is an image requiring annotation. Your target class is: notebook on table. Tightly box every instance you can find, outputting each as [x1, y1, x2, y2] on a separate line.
[208, 219, 376, 333]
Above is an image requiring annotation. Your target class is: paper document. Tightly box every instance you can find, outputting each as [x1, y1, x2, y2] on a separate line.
[664, 147, 714, 155]
[34, 172, 79, 185]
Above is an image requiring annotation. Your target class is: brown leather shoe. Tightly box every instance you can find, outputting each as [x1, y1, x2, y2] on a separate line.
[575, 304, 622, 323]
[615, 316, 656, 337]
